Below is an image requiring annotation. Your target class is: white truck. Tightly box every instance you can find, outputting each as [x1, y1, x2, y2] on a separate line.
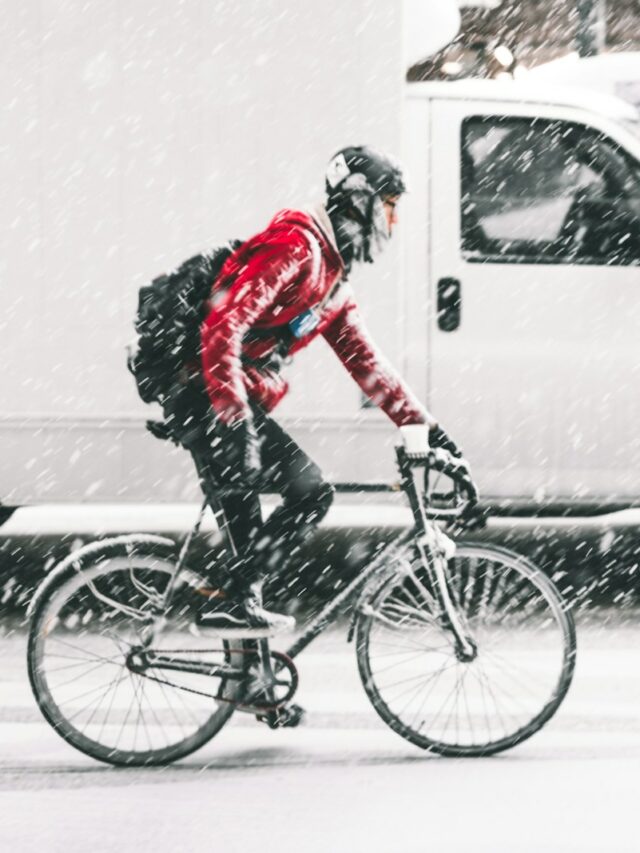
[401, 80, 640, 511]
[3, 4, 640, 516]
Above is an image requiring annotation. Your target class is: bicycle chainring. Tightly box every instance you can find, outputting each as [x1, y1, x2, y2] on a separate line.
[236, 650, 299, 713]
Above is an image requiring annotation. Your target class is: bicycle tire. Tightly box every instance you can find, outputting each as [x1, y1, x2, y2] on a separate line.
[28, 537, 247, 767]
[356, 542, 576, 757]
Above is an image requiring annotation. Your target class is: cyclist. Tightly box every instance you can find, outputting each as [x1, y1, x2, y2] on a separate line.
[168, 145, 470, 633]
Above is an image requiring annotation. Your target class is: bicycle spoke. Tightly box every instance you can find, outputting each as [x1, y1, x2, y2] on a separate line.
[402, 574, 441, 619]
[409, 658, 462, 731]
[422, 667, 464, 740]
[66, 671, 130, 724]
[43, 654, 121, 674]
[45, 635, 124, 667]
[48, 656, 121, 692]
[380, 598, 442, 630]
[128, 673, 151, 752]
[114, 677, 140, 751]
[371, 649, 434, 677]
[368, 629, 444, 654]
[370, 642, 451, 656]
[150, 675, 190, 738]
[96, 663, 126, 742]
[384, 659, 459, 707]
[472, 662, 524, 734]
[480, 647, 558, 705]
[138, 677, 171, 747]
[81, 668, 129, 735]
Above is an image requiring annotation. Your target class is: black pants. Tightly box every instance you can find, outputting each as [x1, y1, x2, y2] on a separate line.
[166, 383, 334, 595]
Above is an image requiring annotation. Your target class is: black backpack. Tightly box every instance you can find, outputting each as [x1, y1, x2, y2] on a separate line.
[127, 241, 242, 404]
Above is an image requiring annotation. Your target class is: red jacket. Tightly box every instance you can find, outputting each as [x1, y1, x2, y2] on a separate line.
[200, 207, 431, 427]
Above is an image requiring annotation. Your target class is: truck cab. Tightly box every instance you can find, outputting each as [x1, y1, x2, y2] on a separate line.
[403, 80, 640, 509]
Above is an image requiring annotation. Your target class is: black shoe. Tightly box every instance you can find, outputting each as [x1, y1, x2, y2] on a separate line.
[196, 593, 295, 637]
[256, 703, 306, 729]
[278, 703, 306, 728]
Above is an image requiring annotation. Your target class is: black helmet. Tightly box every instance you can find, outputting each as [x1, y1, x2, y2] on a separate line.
[325, 145, 407, 270]
[325, 145, 408, 199]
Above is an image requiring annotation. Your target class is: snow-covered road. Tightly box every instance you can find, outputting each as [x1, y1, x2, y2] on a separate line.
[1, 620, 639, 852]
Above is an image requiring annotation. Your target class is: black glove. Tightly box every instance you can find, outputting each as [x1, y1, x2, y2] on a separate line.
[215, 417, 263, 487]
[429, 425, 478, 504]
[429, 424, 463, 459]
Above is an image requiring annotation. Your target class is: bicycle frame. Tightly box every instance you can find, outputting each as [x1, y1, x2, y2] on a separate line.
[285, 527, 416, 660]
[160, 446, 474, 662]
[83, 446, 475, 686]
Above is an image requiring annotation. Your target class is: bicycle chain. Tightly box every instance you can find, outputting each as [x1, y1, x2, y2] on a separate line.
[132, 647, 298, 712]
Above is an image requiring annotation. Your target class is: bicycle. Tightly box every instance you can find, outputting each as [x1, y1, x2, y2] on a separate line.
[27, 443, 576, 765]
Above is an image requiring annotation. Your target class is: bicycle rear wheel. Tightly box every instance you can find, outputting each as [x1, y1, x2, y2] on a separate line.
[28, 538, 248, 766]
[356, 543, 576, 757]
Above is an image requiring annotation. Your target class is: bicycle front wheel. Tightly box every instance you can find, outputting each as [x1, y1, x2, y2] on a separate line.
[28, 538, 247, 766]
[356, 543, 576, 757]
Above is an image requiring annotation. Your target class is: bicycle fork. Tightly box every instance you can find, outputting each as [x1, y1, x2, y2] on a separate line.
[413, 534, 477, 662]
[406, 465, 477, 662]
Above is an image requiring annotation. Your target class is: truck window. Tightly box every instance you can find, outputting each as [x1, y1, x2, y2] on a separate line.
[460, 116, 640, 266]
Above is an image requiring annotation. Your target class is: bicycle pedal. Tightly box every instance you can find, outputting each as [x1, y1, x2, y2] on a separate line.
[280, 703, 306, 728]
[256, 704, 306, 729]
[255, 710, 281, 729]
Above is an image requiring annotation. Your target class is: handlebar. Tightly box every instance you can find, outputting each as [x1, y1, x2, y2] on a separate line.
[395, 445, 480, 523]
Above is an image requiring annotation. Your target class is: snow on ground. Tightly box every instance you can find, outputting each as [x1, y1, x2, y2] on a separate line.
[1, 618, 639, 851]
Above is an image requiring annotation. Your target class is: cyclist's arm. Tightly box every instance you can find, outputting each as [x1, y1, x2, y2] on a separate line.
[243, 364, 289, 414]
[322, 298, 436, 428]
[200, 234, 311, 424]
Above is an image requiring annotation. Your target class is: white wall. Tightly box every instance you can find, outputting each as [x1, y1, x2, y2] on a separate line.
[1, 0, 409, 503]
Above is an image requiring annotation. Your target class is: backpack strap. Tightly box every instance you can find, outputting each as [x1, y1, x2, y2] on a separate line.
[241, 280, 343, 360]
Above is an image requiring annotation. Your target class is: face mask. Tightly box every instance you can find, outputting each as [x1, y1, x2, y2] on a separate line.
[328, 173, 391, 269]
[367, 195, 390, 261]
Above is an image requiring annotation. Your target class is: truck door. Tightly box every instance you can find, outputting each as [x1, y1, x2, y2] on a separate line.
[428, 98, 640, 502]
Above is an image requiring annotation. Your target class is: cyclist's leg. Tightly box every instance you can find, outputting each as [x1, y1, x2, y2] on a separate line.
[164, 380, 264, 565]
[191, 448, 263, 562]
[183, 414, 294, 630]
[246, 409, 334, 579]
[189, 406, 333, 590]
[190, 445, 294, 631]
[169, 387, 321, 628]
